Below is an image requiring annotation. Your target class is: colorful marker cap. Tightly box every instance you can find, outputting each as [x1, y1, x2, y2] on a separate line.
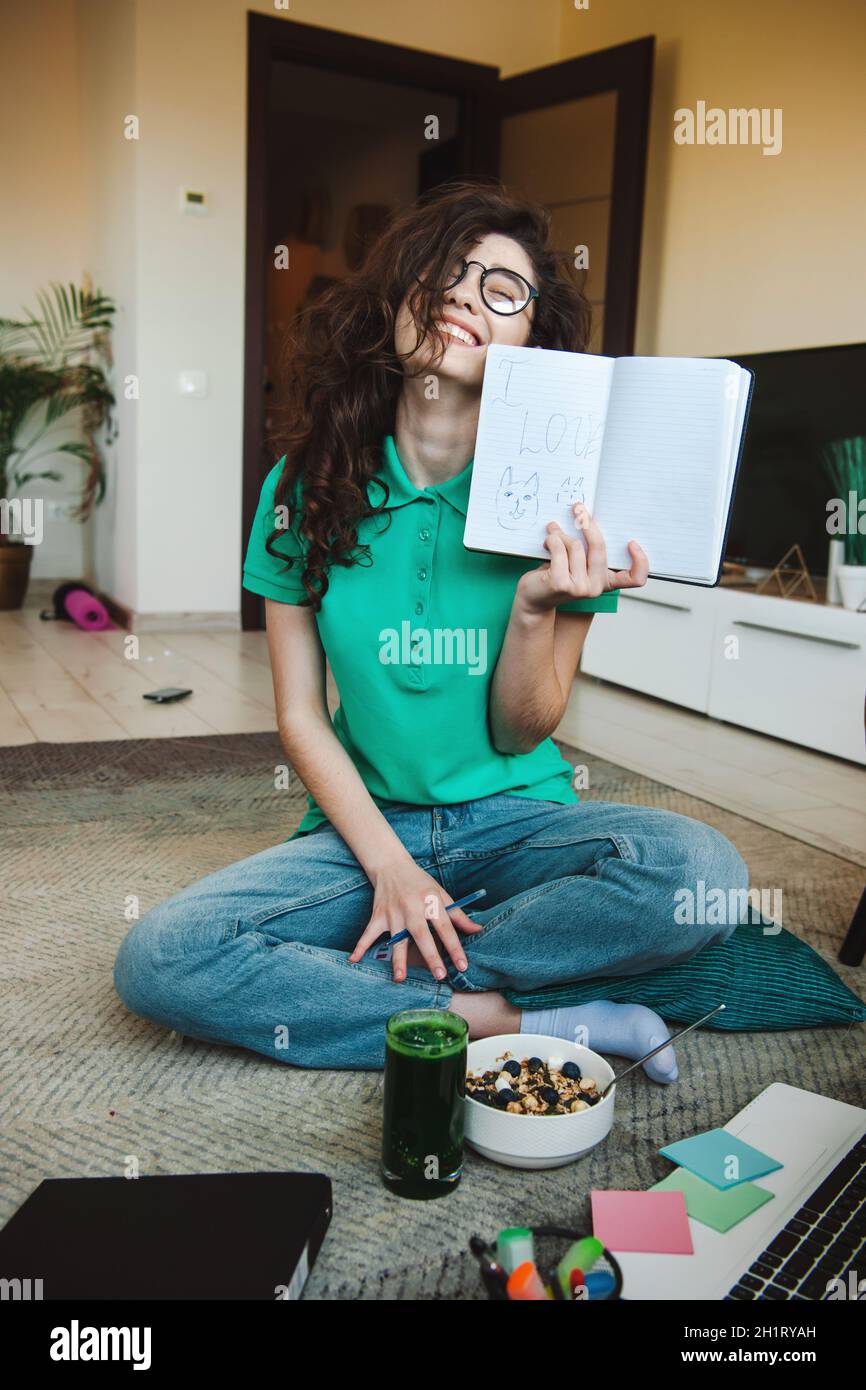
[557, 1236, 604, 1297]
[497, 1226, 535, 1275]
[585, 1269, 616, 1299]
[507, 1261, 549, 1301]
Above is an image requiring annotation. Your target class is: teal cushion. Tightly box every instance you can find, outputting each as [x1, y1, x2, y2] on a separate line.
[503, 924, 866, 1031]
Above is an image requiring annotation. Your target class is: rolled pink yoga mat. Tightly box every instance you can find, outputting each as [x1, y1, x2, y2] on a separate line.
[63, 587, 114, 631]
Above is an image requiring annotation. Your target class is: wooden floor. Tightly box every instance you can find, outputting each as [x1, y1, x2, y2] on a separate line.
[560, 677, 866, 868]
[2, 597, 864, 867]
[0, 606, 279, 743]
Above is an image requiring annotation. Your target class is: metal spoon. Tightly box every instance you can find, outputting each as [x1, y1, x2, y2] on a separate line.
[596, 1003, 726, 1100]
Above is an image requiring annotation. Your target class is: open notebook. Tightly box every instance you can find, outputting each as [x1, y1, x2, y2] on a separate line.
[463, 345, 754, 585]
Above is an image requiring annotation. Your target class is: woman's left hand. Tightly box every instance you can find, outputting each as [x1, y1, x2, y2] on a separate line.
[516, 501, 649, 614]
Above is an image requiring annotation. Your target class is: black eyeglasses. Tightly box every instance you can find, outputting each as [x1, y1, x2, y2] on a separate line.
[421, 257, 540, 316]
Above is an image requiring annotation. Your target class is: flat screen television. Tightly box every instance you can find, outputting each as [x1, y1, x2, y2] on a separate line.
[721, 342, 866, 577]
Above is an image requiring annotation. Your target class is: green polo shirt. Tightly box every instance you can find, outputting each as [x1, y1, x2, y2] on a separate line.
[242, 434, 618, 836]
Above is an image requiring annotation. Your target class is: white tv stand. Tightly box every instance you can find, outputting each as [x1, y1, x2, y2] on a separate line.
[580, 578, 866, 766]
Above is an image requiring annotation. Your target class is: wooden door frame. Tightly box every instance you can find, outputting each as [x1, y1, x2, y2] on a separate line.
[241, 13, 500, 629]
[499, 36, 654, 361]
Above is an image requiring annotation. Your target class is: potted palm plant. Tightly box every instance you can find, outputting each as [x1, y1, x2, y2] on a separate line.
[0, 282, 116, 609]
[822, 436, 866, 612]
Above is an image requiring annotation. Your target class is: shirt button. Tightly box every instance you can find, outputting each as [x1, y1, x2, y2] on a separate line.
[419, 528, 430, 541]
[414, 602, 423, 615]
[417, 568, 428, 581]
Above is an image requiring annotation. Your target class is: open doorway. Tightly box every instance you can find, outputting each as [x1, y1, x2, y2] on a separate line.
[242, 15, 653, 629]
[264, 63, 461, 419]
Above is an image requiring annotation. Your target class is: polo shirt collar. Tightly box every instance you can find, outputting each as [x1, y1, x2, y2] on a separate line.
[371, 434, 472, 516]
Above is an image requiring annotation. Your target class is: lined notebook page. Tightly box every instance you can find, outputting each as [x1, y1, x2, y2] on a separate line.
[464, 345, 615, 559]
[593, 357, 740, 579]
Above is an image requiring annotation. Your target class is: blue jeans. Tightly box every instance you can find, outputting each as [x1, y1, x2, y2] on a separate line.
[114, 796, 747, 1069]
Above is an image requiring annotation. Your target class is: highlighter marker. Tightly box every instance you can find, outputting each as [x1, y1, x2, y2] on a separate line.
[547, 1263, 567, 1300]
[585, 1269, 616, 1299]
[496, 1226, 535, 1275]
[557, 1236, 604, 1298]
[507, 1261, 548, 1301]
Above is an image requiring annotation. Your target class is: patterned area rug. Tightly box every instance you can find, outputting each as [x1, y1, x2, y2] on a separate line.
[2, 733, 864, 1301]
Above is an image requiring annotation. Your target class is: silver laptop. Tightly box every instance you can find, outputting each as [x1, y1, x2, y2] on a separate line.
[616, 1083, 866, 1300]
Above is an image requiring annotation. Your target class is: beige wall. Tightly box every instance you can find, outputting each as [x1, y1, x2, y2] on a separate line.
[0, 2, 86, 318]
[558, 0, 866, 357]
[75, 0, 138, 605]
[2, 0, 560, 613]
[0, 0, 89, 579]
[3, 0, 864, 614]
[129, 0, 561, 617]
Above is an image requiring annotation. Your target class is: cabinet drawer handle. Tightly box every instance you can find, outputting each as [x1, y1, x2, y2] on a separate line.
[621, 594, 691, 613]
[732, 620, 860, 651]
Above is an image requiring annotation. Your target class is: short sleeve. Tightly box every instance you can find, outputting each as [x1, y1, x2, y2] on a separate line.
[242, 457, 309, 604]
[557, 589, 619, 614]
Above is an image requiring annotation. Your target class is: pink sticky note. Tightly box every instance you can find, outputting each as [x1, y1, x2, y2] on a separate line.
[591, 1189, 694, 1254]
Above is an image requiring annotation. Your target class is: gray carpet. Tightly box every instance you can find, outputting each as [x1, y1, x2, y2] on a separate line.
[1, 733, 864, 1300]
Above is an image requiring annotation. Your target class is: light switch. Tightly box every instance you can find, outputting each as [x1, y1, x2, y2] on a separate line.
[179, 370, 208, 398]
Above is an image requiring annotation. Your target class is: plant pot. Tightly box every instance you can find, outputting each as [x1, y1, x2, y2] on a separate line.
[838, 564, 866, 613]
[0, 541, 34, 610]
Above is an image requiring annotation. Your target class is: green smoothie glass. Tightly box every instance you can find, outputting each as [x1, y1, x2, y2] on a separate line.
[382, 1008, 468, 1199]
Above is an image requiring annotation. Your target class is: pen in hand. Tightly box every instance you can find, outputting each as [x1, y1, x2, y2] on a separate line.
[369, 888, 487, 959]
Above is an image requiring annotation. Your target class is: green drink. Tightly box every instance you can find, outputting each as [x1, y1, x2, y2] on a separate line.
[382, 1009, 468, 1199]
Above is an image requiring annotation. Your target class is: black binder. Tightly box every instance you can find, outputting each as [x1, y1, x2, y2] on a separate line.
[0, 1171, 332, 1300]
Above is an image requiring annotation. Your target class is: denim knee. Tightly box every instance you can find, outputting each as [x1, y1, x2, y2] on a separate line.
[114, 902, 182, 1026]
[684, 816, 747, 887]
[671, 816, 748, 947]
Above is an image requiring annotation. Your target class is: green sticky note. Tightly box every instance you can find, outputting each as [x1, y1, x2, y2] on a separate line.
[650, 1168, 775, 1233]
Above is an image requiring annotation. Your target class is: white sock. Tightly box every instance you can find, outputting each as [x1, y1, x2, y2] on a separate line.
[521, 999, 678, 1084]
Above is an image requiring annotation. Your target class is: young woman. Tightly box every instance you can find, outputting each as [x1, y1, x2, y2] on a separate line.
[115, 182, 747, 1081]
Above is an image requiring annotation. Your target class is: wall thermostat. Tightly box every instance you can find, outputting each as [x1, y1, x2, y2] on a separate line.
[180, 187, 208, 215]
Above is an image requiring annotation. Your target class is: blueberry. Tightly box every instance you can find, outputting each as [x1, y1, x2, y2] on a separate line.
[496, 1088, 519, 1107]
[561, 1061, 582, 1080]
[538, 1086, 560, 1106]
[501, 1060, 521, 1077]
[527, 1056, 544, 1072]
[472, 1090, 493, 1106]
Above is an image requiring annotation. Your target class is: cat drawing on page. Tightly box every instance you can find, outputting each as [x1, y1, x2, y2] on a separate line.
[496, 467, 539, 530]
[555, 475, 585, 506]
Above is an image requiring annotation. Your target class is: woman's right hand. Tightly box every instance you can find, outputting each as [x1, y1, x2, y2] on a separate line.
[348, 857, 484, 983]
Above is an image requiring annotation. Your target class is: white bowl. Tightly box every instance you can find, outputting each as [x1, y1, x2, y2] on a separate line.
[464, 1033, 616, 1170]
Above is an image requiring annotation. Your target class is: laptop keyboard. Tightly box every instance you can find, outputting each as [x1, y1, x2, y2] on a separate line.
[725, 1133, 866, 1301]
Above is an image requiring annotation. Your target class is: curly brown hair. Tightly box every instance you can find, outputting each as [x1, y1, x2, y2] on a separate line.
[266, 179, 592, 610]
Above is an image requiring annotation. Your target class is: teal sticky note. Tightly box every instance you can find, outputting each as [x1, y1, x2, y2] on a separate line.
[659, 1128, 783, 1190]
[650, 1168, 775, 1232]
